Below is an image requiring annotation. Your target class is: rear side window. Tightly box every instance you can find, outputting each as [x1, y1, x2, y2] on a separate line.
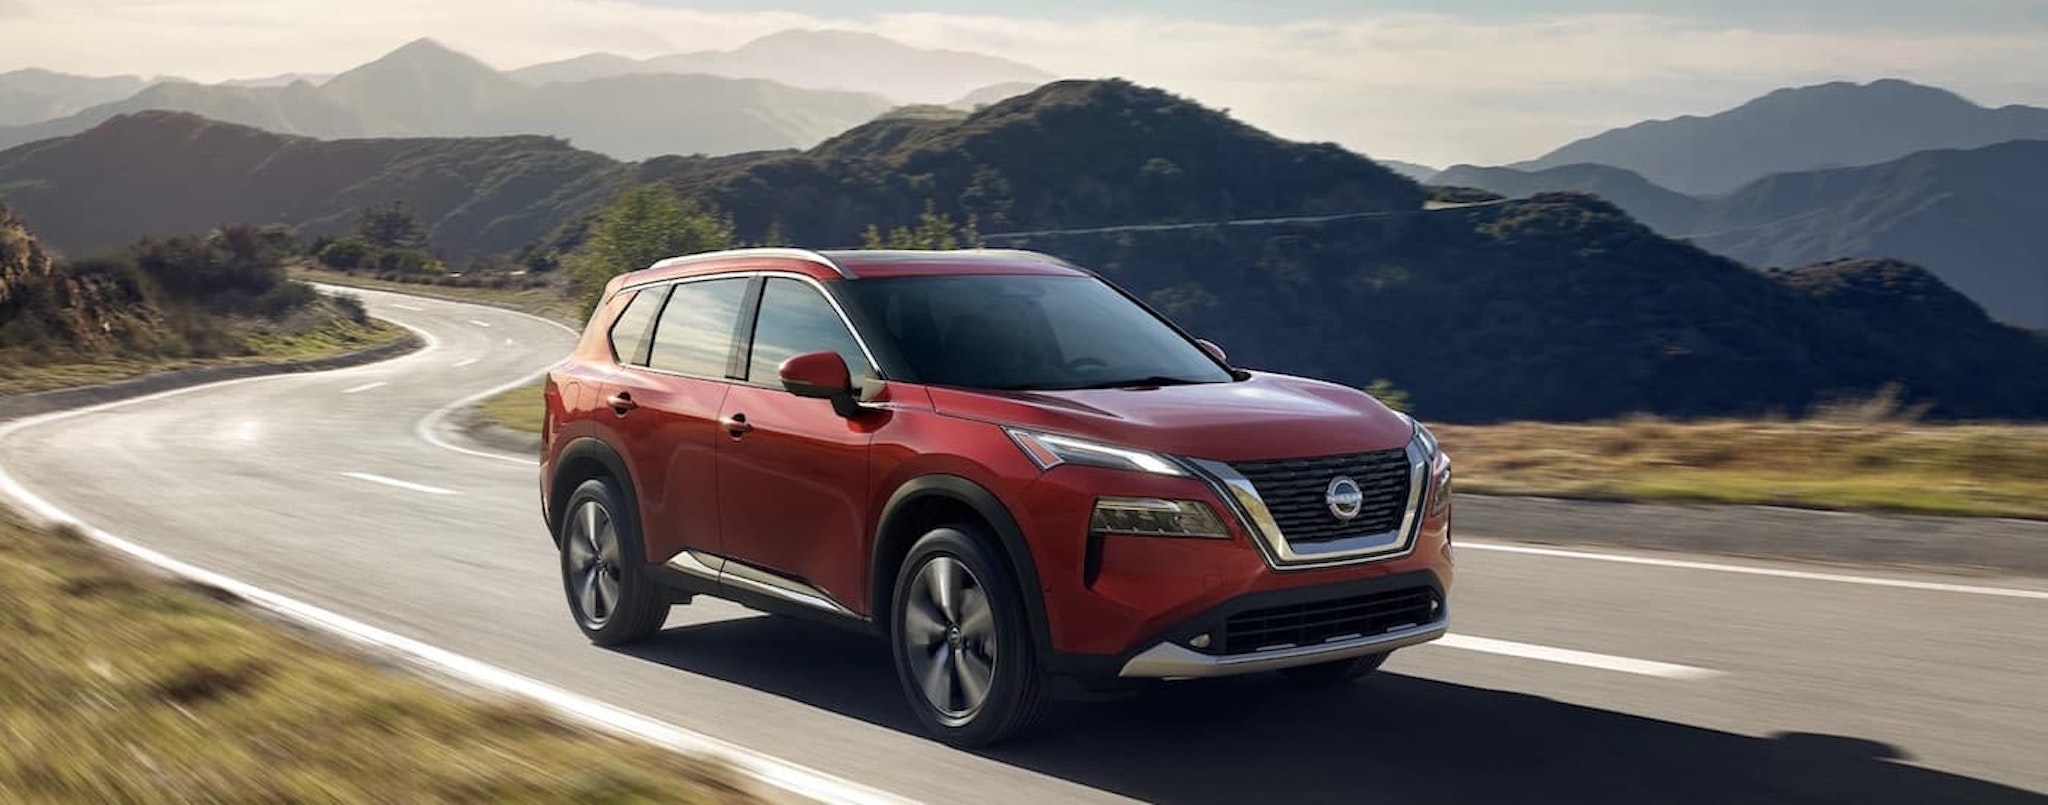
[647, 278, 750, 378]
[607, 287, 666, 366]
[746, 278, 872, 383]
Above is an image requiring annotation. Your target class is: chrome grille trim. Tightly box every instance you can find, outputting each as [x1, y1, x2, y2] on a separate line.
[1185, 440, 1430, 570]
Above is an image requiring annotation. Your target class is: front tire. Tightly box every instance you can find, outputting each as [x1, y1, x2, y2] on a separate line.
[890, 525, 1047, 747]
[558, 478, 668, 646]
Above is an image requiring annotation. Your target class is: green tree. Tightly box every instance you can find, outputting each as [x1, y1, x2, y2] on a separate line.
[318, 238, 375, 270]
[1364, 378, 1412, 414]
[355, 202, 426, 250]
[861, 202, 981, 250]
[569, 185, 735, 310]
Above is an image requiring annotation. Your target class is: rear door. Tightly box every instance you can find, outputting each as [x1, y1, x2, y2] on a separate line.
[602, 276, 751, 564]
[715, 276, 879, 611]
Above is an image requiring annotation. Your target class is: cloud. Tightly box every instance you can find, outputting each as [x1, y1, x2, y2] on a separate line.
[4, 1, 2045, 164]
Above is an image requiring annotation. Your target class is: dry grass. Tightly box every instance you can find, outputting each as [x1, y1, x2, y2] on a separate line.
[0, 316, 407, 397]
[480, 379, 547, 434]
[291, 266, 586, 327]
[1435, 416, 2048, 520]
[0, 511, 761, 803]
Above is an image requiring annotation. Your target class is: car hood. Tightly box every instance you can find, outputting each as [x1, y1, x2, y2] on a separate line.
[925, 372, 1415, 463]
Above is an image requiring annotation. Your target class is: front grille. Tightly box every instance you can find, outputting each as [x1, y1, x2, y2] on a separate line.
[1217, 587, 1439, 655]
[1231, 449, 1412, 544]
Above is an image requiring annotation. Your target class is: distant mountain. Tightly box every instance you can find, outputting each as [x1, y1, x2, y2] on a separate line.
[512, 29, 1053, 104]
[1432, 163, 1703, 232]
[0, 112, 640, 260]
[1012, 194, 2048, 421]
[1520, 79, 2048, 195]
[219, 73, 334, 88]
[0, 39, 892, 159]
[0, 69, 158, 126]
[319, 38, 524, 134]
[1687, 139, 2048, 327]
[1378, 160, 1439, 183]
[947, 82, 1044, 110]
[661, 79, 1424, 245]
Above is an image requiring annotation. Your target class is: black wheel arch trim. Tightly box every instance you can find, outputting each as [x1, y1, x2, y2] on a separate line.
[873, 474, 1055, 668]
[547, 437, 641, 551]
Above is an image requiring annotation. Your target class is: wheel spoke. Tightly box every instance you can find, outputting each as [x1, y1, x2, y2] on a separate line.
[596, 568, 620, 617]
[903, 598, 949, 646]
[957, 587, 994, 643]
[918, 643, 954, 711]
[578, 566, 601, 618]
[565, 526, 596, 571]
[956, 647, 994, 711]
[581, 502, 599, 551]
[928, 557, 962, 622]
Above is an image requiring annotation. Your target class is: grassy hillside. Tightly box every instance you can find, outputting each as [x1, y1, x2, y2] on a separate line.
[1007, 193, 2048, 422]
[0, 111, 635, 261]
[0, 206, 403, 395]
[660, 79, 1425, 245]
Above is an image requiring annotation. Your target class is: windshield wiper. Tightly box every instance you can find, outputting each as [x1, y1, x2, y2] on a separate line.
[1070, 376, 1210, 390]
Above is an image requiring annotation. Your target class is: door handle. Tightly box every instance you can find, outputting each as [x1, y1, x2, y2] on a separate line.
[720, 412, 753, 438]
[606, 392, 638, 415]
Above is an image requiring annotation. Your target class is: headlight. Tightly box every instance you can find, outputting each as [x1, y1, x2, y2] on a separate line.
[1005, 428, 1188, 477]
[1091, 497, 1230, 538]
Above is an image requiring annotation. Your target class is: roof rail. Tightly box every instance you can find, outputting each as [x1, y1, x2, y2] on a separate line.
[645, 248, 853, 279]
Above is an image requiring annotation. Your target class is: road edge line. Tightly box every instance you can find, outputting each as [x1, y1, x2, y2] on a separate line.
[0, 309, 910, 805]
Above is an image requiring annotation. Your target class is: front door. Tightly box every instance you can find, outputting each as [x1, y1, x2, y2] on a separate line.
[716, 277, 878, 612]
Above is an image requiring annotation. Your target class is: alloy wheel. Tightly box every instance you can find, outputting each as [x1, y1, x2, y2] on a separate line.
[901, 556, 998, 721]
[563, 499, 623, 628]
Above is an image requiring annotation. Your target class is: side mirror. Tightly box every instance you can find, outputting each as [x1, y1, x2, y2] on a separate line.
[780, 351, 853, 399]
[779, 351, 864, 417]
[1196, 338, 1228, 365]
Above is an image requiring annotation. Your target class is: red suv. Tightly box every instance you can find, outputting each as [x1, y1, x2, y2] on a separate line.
[540, 248, 1452, 746]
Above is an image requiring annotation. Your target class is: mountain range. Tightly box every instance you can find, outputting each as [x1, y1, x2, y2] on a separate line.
[1517, 79, 2048, 196]
[2, 78, 2041, 420]
[1436, 136, 2048, 327]
[0, 35, 973, 160]
[509, 30, 1052, 105]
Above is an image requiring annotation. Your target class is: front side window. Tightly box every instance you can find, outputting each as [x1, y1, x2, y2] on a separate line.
[840, 274, 1232, 391]
[646, 277, 749, 378]
[747, 278, 872, 383]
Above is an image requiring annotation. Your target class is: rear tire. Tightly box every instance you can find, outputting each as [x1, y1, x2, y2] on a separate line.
[558, 478, 668, 646]
[1279, 651, 1389, 688]
[889, 525, 1048, 747]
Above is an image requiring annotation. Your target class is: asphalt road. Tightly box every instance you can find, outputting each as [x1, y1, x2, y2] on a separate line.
[3, 288, 2045, 804]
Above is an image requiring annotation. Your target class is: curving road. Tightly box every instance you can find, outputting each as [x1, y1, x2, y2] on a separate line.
[3, 287, 2046, 804]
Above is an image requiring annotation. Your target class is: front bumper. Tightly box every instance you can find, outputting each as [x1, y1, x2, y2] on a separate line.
[1121, 618, 1447, 679]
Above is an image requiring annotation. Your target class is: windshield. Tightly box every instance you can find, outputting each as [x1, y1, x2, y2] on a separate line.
[840, 274, 1234, 391]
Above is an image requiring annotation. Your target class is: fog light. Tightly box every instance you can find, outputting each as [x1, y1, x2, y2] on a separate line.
[1090, 497, 1229, 539]
[1189, 633, 1212, 649]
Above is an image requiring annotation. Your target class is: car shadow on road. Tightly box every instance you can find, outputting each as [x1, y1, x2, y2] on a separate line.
[615, 615, 2041, 805]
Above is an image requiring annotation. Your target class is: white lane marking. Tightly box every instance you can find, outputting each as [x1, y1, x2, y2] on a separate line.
[0, 304, 894, 805]
[1433, 634, 1723, 680]
[469, 319, 493, 328]
[392, 304, 425, 311]
[340, 472, 457, 496]
[341, 381, 387, 395]
[453, 358, 480, 368]
[0, 474, 908, 805]
[1461, 541, 2048, 601]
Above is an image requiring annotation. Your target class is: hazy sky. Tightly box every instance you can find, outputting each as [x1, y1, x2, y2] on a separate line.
[4, 0, 2046, 166]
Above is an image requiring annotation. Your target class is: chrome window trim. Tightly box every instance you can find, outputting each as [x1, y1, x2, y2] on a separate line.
[1183, 441, 1431, 571]
[644, 248, 853, 280]
[618, 271, 883, 385]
